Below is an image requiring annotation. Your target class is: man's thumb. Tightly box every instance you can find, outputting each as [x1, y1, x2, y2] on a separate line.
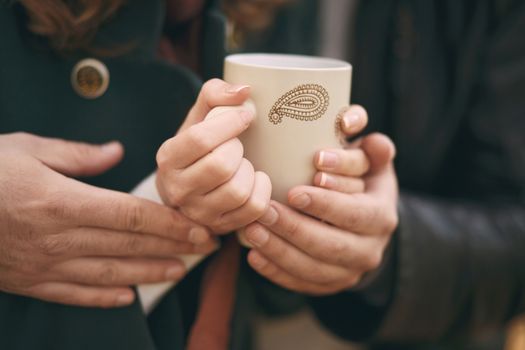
[361, 133, 396, 174]
[34, 137, 124, 177]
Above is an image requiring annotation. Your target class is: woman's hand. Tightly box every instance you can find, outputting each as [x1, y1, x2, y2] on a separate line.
[156, 79, 272, 234]
[0, 133, 216, 308]
[240, 106, 399, 295]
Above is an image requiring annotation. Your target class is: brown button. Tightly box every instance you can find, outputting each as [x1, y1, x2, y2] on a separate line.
[71, 58, 109, 99]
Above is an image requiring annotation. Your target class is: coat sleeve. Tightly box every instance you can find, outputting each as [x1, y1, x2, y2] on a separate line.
[309, 0, 525, 343]
[309, 195, 525, 343]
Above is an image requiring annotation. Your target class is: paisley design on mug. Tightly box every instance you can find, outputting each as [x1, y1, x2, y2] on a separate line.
[335, 106, 350, 146]
[268, 84, 329, 124]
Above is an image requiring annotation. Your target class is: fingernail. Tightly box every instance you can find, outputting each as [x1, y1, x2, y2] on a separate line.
[116, 293, 133, 307]
[239, 110, 255, 125]
[319, 172, 335, 188]
[165, 265, 185, 280]
[250, 251, 268, 269]
[101, 141, 121, 154]
[226, 84, 250, 94]
[246, 226, 269, 247]
[318, 151, 339, 169]
[258, 206, 278, 226]
[290, 193, 311, 209]
[189, 227, 209, 244]
[343, 113, 361, 131]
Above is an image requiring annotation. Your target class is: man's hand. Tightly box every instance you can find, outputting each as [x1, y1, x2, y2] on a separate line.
[240, 106, 399, 295]
[0, 133, 216, 308]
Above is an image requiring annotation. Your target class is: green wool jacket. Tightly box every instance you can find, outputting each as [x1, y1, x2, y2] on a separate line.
[0, 1, 304, 349]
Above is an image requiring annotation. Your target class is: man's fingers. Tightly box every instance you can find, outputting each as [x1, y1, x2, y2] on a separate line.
[241, 223, 351, 284]
[339, 105, 368, 137]
[25, 282, 135, 308]
[247, 250, 355, 296]
[182, 79, 251, 130]
[157, 107, 253, 170]
[50, 180, 212, 243]
[39, 228, 218, 259]
[255, 201, 377, 269]
[314, 148, 370, 177]
[360, 133, 396, 173]
[313, 172, 365, 194]
[287, 186, 398, 236]
[10, 132, 124, 177]
[52, 258, 186, 287]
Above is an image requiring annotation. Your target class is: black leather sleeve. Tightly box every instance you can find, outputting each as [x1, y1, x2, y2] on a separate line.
[310, 0, 525, 343]
[310, 195, 525, 343]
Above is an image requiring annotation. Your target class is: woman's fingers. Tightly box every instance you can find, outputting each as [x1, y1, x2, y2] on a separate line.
[182, 79, 251, 130]
[38, 228, 218, 259]
[212, 171, 272, 233]
[25, 282, 135, 308]
[52, 257, 187, 287]
[157, 107, 253, 170]
[174, 138, 244, 198]
[200, 158, 255, 216]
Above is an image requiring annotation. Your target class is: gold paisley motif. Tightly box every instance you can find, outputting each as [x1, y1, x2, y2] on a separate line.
[268, 84, 329, 124]
[335, 106, 350, 146]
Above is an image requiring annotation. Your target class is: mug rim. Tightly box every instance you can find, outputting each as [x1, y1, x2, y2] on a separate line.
[225, 53, 351, 71]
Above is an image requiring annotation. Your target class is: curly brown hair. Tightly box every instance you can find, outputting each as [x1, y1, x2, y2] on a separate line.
[19, 0, 289, 53]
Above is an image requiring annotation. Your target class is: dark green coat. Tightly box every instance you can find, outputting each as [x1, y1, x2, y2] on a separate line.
[0, 1, 303, 349]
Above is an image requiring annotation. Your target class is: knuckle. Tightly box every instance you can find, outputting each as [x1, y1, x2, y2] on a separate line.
[122, 202, 146, 231]
[207, 152, 237, 182]
[182, 205, 214, 225]
[381, 212, 399, 235]
[98, 262, 119, 285]
[228, 184, 251, 206]
[11, 132, 35, 143]
[201, 78, 222, 97]
[164, 182, 186, 207]
[364, 250, 383, 271]
[123, 236, 142, 255]
[246, 196, 268, 218]
[186, 125, 213, 152]
[347, 274, 362, 288]
[324, 238, 348, 261]
[313, 191, 331, 215]
[155, 142, 172, 170]
[270, 240, 288, 261]
[38, 235, 70, 257]
[343, 205, 367, 229]
[42, 194, 74, 220]
[284, 218, 301, 239]
[209, 219, 232, 234]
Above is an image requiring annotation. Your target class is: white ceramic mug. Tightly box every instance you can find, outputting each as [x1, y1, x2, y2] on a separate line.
[224, 53, 352, 202]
